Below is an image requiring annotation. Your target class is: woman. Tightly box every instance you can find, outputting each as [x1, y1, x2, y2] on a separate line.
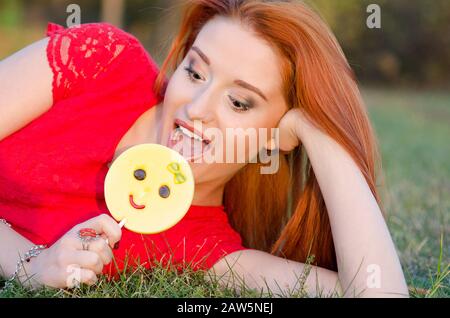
[0, 0, 408, 297]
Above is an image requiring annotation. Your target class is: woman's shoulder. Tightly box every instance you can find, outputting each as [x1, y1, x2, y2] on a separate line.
[46, 21, 147, 58]
[46, 22, 161, 102]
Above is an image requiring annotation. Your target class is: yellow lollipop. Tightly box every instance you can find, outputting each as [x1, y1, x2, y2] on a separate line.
[104, 143, 195, 234]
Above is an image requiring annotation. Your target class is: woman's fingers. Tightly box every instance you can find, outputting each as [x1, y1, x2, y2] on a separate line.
[49, 216, 121, 289]
[86, 237, 113, 265]
[75, 214, 122, 249]
[68, 250, 105, 274]
[79, 269, 98, 286]
[65, 267, 98, 288]
[61, 245, 111, 288]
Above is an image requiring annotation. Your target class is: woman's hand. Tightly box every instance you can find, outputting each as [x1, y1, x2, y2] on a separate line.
[20, 214, 122, 290]
[277, 108, 313, 152]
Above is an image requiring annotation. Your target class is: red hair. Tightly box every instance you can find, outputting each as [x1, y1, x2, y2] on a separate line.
[154, 0, 383, 271]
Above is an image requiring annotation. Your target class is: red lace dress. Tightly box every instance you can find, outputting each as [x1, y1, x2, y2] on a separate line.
[0, 22, 248, 277]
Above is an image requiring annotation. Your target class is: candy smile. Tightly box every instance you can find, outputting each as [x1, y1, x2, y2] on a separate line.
[129, 194, 145, 209]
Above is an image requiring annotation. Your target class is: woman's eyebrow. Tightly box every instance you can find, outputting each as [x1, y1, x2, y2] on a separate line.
[191, 46, 268, 102]
[234, 80, 268, 102]
[192, 46, 210, 65]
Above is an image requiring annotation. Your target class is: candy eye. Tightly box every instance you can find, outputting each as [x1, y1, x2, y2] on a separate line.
[134, 169, 146, 181]
[158, 185, 170, 198]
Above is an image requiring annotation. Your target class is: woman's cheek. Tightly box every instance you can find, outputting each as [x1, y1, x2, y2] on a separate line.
[165, 72, 191, 102]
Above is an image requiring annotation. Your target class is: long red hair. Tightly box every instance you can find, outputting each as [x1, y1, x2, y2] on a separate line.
[154, 0, 383, 271]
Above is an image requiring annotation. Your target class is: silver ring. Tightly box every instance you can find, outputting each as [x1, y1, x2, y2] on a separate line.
[78, 228, 100, 251]
[82, 241, 90, 251]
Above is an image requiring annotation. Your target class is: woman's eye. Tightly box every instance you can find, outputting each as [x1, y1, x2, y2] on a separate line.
[229, 95, 252, 112]
[184, 66, 203, 82]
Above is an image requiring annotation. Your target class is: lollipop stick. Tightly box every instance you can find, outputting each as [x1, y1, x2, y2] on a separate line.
[118, 218, 127, 228]
[105, 218, 127, 245]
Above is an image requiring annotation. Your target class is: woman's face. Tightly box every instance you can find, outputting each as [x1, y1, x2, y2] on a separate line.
[159, 16, 288, 188]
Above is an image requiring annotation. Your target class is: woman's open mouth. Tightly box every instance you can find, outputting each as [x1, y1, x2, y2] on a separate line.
[129, 194, 145, 209]
[167, 119, 214, 161]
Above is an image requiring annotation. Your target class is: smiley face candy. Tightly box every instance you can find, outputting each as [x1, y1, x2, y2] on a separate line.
[104, 143, 195, 234]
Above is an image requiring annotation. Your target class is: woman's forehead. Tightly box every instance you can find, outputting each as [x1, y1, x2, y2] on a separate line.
[191, 16, 283, 99]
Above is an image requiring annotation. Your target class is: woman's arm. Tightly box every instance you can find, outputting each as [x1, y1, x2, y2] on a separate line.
[0, 37, 53, 141]
[0, 38, 55, 281]
[209, 109, 408, 298]
[208, 249, 341, 297]
[0, 222, 36, 279]
[292, 109, 408, 297]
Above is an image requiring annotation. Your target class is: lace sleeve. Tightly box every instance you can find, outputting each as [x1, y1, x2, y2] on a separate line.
[45, 22, 144, 103]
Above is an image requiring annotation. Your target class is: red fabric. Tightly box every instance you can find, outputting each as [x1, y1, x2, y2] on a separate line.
[0, 22, 248, 277]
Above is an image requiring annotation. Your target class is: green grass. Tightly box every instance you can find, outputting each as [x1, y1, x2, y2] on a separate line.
[0, 258, 316, 298]
[1, 87, 449, 298]
[0, 263, 250, 298]
[363, 87, 450, 297]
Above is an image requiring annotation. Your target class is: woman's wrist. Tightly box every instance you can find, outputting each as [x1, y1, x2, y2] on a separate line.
[5, 244, 46, 290]
[292, 109, 323, 148]
[16, 253, 43, 290]
[293, 109, 349, 175]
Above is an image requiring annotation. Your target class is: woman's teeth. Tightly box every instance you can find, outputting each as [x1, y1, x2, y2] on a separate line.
[170, 125, 212, 160]
[177, 125, 204, 142]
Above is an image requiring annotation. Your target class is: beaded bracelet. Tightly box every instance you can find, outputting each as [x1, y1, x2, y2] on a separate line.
[1, 218, 47, 290]
[3, 245, 47, 290]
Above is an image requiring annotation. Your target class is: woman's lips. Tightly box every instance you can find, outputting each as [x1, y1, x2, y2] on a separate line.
[129, 194, 145, 209]
[174, 118, 211, 144]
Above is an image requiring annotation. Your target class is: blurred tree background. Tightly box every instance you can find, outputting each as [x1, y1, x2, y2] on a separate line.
[306, 0, 450, 88]
[0, 0, 449, 88]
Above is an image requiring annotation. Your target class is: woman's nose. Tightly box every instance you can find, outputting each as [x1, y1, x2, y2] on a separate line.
[186, 103, 213, 123]
[185, 91, 216, 123]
